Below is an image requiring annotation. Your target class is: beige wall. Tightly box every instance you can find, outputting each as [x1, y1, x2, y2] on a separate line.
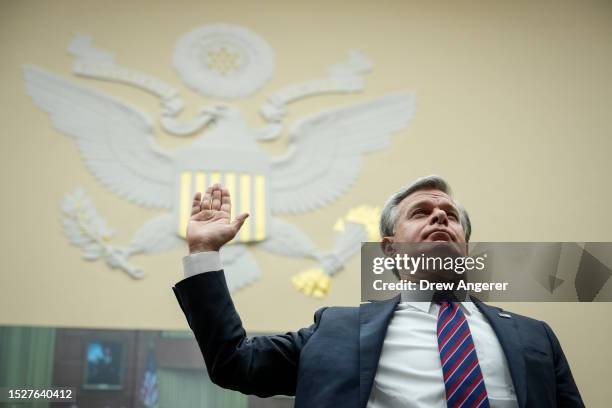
[1, 0, 611, 404]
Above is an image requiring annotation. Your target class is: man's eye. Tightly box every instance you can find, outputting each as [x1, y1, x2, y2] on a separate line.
[412, 209, 426, 217]
[448, 213, 458, 220]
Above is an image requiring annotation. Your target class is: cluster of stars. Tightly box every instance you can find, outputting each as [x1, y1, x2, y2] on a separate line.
[204, 47, 241, 75]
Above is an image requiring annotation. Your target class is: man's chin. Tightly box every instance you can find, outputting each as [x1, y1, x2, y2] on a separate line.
[411, 241, 467, 258]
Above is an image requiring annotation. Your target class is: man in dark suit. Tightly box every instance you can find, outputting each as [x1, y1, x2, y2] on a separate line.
[173, 176, 584, 408]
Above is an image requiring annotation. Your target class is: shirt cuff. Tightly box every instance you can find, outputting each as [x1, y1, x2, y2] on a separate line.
[182, 251, 222, 279]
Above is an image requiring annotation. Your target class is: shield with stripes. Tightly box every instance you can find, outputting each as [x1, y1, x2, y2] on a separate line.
[174, 146, 270, 243]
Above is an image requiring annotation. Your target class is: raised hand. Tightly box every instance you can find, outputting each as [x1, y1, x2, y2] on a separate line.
[186, 183, 249, 254]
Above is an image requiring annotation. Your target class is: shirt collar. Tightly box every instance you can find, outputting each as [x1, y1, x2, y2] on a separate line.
[398, 289, 473, 315]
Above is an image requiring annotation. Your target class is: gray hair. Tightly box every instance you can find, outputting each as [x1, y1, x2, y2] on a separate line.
[379, 175, 472, 242]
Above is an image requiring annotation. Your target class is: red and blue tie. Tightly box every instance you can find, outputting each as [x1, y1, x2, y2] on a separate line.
[437, 301, 490, 408]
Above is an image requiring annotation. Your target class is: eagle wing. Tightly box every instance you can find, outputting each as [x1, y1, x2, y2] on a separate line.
[23, 65, 175, 209]
[270, 92, 415, 214]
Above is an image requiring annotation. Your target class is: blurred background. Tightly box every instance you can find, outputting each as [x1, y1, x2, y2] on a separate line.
[1, 0, 611, 406]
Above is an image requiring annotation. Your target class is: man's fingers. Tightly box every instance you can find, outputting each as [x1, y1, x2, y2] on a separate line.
[231, 213, 249, 231]
[201, 186, 213, 211]
[194, 184, 227, 216]
[220, 188, 231, 216]
[191, 192, 202, 216]
[211, 185, 222, 211]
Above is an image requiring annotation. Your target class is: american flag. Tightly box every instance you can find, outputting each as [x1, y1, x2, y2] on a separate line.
[140, 348, 159, 407]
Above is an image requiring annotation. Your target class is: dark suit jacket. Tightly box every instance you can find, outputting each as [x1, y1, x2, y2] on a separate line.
[173, 271, 584, 408]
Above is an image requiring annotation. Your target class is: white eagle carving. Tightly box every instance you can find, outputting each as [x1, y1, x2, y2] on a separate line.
[22, 32, 415, 293]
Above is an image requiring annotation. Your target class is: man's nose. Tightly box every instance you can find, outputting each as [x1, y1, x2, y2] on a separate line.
[430, 208, 449, 225]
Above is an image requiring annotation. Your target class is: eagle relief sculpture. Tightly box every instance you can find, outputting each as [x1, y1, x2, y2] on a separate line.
[22, 24, 415, 297]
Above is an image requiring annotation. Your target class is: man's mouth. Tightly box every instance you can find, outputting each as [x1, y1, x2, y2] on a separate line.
[427, 231, 453, 241]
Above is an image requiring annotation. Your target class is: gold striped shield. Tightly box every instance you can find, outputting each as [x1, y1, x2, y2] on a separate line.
[176, 170, 268, 243]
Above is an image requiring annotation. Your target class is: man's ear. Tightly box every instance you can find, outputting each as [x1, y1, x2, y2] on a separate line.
[380, 236, 395, 257]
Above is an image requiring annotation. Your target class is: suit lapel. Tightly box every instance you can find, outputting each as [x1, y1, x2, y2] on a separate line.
[474, 300, 527, 408]
[359, 295, 400, 408]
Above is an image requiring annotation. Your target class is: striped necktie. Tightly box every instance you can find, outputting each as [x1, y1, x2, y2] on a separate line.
[437, 301, 490, 408]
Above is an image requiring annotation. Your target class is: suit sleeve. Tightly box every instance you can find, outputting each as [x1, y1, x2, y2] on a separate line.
[172, 270, 326, 397]
[542, 322, 585, 407]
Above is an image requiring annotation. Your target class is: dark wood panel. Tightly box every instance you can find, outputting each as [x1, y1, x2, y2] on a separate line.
[49, 327, 291, 407]
[156, 337, 204, 370]
[51, 328, 140, 408]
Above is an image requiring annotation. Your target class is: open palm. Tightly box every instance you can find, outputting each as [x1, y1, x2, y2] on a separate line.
[186, 183, 249, 253]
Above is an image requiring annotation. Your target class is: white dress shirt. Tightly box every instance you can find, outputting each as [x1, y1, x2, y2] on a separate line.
[181, 252, 519, 407]
[367, 296, 518, 408]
